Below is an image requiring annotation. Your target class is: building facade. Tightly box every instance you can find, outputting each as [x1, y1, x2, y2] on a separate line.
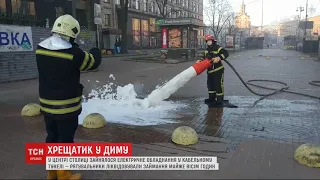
[0, 0, 96, 29]
[100, 0, 121, 49]
[110, 0, 204, 49]
[307, 15, 320, 40]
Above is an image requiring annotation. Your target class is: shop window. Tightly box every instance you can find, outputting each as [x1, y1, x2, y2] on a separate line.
[150, 18, 156, 32]
[0, 0, 6, 13]
[168, 28, 182, 48]
[132, 18, 141, 48]
[11, 0, 35, 15]
[141, 20, 149, 47]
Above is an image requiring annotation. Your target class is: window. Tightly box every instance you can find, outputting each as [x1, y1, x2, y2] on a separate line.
[151, 2, 155, 13]
[177, 11, 181, 17]
[0, 0, 6, 12]
[104, 14, 110, 26]
[132, 18, 141, 48]
[104, 0, 111, 3]
[11, 0, 35, 15]
[143, 0, 147, 11]
[181, 0, 184, 7]
[172, 11, 176, 18]
[56, 7, 64, 18]
[197, 4, 199, 12]
[115, 0, 120, 5]
[132, 0, 140, 10]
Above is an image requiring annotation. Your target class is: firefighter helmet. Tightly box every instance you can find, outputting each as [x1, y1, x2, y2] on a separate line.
[204, 34, 216, 41]
[52, 14, 80, 39]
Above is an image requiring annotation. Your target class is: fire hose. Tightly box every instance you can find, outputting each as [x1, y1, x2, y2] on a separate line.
[192, 59, 320, 103]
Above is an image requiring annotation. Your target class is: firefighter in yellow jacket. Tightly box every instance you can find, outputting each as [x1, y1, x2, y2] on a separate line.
[196, 34, 229, 107]
[36, 14, 101, 180]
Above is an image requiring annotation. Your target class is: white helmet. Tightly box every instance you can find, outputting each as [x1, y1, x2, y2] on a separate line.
[52, 14, 80, 39]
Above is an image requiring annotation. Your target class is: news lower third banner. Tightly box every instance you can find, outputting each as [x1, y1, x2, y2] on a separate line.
[26, 143, 219, 171]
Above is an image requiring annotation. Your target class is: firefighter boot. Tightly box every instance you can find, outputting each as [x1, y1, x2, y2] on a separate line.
[47, 170, 57, 180]
[57, 170, 81, 180]
[216, 96, 223, 106]
[204, 94, 216, 104]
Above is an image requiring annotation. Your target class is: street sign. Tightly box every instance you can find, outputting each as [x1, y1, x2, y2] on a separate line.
[94, 3, 101, 17]
[94, 17, 102, 25]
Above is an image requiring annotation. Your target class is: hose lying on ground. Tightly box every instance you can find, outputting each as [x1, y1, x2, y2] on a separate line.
[223, 59, 320, 103]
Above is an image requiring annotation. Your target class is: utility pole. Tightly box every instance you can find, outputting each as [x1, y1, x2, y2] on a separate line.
[297, 6, 305, 41]
[304, 0, 308, 39]
[261, 0, 263, 32]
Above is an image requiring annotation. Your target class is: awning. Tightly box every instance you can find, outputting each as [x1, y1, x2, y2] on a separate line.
[156, 18, 205, 27]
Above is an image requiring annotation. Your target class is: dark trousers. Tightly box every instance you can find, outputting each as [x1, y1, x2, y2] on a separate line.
[44, 115, 79, 143]
[207, 69, 224, 102]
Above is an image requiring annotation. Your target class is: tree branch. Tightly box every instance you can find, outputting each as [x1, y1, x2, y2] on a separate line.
[205, 0, 234, 39]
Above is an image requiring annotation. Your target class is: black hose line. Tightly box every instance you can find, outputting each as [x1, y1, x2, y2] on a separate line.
[223, 59, 320, 102]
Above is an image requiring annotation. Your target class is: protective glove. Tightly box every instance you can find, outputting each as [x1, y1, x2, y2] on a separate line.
[212, 57, 221, 63]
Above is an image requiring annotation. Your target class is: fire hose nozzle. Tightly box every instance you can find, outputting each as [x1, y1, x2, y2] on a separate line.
[191, 58, 212, 75]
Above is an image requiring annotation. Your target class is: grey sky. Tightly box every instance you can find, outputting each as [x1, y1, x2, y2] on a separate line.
[203, 0, 320, 26]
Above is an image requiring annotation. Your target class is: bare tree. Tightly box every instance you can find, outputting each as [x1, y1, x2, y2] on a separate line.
[154, 0, 181, 18]
[118, 0, 129, 53]
[205, 0, 234, 40]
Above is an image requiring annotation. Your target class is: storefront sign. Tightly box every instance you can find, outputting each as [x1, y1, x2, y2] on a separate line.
[162, 28, 167, 48]
[156, 18, 204, 27]
[0, 25, 33, 52]
[163, 19, 192, 25]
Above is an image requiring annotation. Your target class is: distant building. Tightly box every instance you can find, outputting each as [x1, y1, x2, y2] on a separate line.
[235, 0, 251, 29]
[277, 20, 299, 44]
[307, 15, 320, 39]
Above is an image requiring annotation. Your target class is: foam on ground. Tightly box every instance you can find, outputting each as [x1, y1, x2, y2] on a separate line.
[79, 68, 197, 126]
[79, 80, 186, 126]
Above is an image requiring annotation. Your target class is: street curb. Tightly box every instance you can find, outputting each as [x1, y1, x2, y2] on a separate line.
[102, 52, 161, 58]
[102, 53, 148, 58]
[121, 58, 194, 64]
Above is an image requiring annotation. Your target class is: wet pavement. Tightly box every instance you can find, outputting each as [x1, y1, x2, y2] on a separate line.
[0, 48, 320, 179]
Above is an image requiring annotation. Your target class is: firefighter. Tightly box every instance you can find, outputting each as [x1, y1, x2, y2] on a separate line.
[36, 14, 101, 180]
[196, 34, 229, 106]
